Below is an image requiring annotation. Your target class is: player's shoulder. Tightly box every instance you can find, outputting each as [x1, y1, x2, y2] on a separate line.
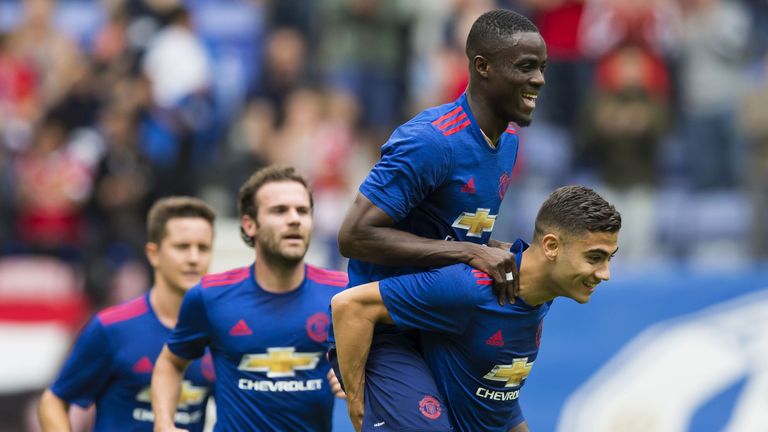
[412, 100, 472, 137]
[97, 295, 150, 327]
[394, 100, 468, 145]
[200, 266, 251, 290]
[305, 264, 348, 290]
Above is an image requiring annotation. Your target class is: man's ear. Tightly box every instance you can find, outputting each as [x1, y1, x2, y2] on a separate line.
[541, 233, 560, 261]
[145, 242, 159, 267]
[473, 55, 490, 78]
[241, 214, 257, 239]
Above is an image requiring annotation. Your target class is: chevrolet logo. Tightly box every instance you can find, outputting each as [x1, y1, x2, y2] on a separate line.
[483, 358, 534, 387]
[237, 347, 322, 378]
[452, 208, 496, 237]
[136, 380, 208, 409]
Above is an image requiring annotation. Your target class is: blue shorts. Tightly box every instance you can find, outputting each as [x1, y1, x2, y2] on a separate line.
[330, 333, 453, 431]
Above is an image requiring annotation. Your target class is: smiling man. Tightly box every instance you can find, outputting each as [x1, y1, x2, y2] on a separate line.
[151, 165, 346, 432]
[39, 197, 217, 432]
[332, 9, 548, 431]
[332, 186, 621, 432]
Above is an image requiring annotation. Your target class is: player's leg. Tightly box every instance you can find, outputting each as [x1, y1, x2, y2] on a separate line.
[358, 333, 452, 431]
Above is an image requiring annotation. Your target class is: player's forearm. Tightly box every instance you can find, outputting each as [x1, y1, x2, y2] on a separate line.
[488, 238, 512, 250]
[508, 420, 530, 432]
[151, 347, 188, 431]
[38, 389, 72, 432]
[330, 290, 383, 404]
[339, 224, 482, 267]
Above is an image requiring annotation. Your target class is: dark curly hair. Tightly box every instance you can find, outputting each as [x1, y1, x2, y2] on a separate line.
[533, 185, 622, 240]
[466, 9, 539, 60]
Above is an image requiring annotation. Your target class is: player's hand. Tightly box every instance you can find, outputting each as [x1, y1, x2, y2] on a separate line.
[467, 241, 519, 305]
[327, 369, 346, 399]
[154, 426, 189, 432]
[347, 394, 364, 432]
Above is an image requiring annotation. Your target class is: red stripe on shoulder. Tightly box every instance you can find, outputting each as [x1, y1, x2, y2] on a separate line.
[476, 280, 493, 285]
[443, 120, 471, 136]
[307, 276, 347, 288]
[202, 267, 249, 289]
[307, 265, 348, 281]
[98, 296, 148, 326]
[431, 106, 463, 126]
[437, 112, 468, 131]
[307, 265, 349, 287]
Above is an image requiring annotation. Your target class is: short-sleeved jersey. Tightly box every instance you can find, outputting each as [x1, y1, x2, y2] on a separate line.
[349, 92, 520, 286]
[379, 240, 551, 431]
[168, 264, 347, 432]
[51, 293, 215, 431]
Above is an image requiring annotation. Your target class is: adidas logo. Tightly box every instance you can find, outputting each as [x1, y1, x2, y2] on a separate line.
[485, 330, 504, 347]
[229, 319, 253, 336]
[132, 356, 154, 373]
[461, 177, 476, 194]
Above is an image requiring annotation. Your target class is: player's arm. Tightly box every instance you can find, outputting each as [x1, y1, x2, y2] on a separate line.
[330, 282, 392, 432]
[338, 193, 518, 303]
[38, 389, 72, 431]
[152, 346, 192, 432]
[509, 420, 530, 432]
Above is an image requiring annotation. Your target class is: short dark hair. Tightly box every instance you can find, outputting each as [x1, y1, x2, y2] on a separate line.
[238, 165, 313, 247]
[533, 186, 621, 240]
[147, 196, 216, 244]
[466, 9, 539, 60]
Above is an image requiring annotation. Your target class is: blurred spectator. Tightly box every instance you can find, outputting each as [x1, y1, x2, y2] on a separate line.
[248, 27, 310, 126]
[11, 116, 94, 261]
[579, 0, 680, 60]
[430, 0, 495, 104]
[205, 98, 274, 216]
[581, 42, 670, 260]
[398, 0, 458, 112]
[84, 102, 154, 305]
[141, 5, 211, 110]
[139, 4, 219, 198]
[9, 0, 84, 109]
[678, 0, 751, 190]
[0, 31, 39, 153]
[319, 0, 409, 132]
[307, 90, 365, 269]
[583, 43, 670, 188]
[520, 0, 592, 135]
[739, 53, 768, 259]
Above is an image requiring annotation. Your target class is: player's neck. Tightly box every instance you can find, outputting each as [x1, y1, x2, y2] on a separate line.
[253, 255, 305, 294]
[149, 281, 184, 329]
[466, 88, 505, 144]
[517, 249, 554, 306]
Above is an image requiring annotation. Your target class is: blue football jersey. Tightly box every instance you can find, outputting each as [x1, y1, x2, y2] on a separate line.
[349, 92, 520, 286]
[168, 264, 347, 432]
[379, 240, 550, 431]
[51, 293, 215, 431]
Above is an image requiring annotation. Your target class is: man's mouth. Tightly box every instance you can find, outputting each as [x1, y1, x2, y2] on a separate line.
[521, 91, 538, 109]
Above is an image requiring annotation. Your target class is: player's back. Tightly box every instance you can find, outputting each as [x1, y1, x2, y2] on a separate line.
[420, 272, 549, 431]
[348, 93, 521, 286]
[377, 240, 545, 431]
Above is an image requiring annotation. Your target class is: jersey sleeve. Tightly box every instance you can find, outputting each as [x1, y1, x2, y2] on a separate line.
[167, 286, 211, 360]
[379, 264, 480, 335]
[50, 318, 115, 408]
[360, 124, 450, 221]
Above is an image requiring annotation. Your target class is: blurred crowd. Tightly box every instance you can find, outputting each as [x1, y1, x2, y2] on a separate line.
[1, 0, 768, 309]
